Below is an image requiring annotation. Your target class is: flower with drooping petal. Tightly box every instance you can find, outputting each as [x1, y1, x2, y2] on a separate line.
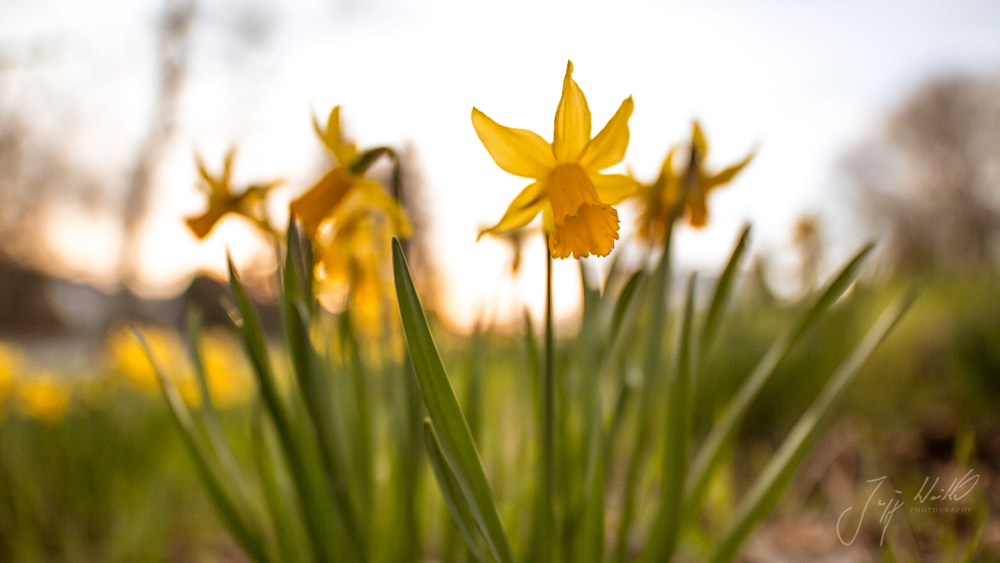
[685, 121, 755, 227]
[185, 149, 281, 239]
[632, 121, 755, 242]
[290, 106, 401, 240]
[473, 61, 640, 259]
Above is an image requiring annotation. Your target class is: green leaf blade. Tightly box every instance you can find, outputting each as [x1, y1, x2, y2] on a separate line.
[709, 289, 915, 563]
[391, 238, 516, 563]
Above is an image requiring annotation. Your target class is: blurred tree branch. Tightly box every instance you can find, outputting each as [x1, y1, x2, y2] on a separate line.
[842, 76, 1000, 273]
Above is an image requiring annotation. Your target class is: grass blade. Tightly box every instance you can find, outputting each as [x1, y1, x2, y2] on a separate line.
[338, 312, 374, 523]
[523, 307, 542, 425]
[423, 420, 486, 563]
[612, 232, 673, 563]
[282, 224, 369, 558]
[228, 256, 347, 563]
[611, 270, 644, 346]
[185, 308, 249, 496]
[252, 410, 309, 563]
[283, 295, 366, 555]
[134, 329, 273, 563]
[700, 225, 750, 355]
[684, 243, 874, 524]
[709, 288, 915, 563]
[391, 238, 516, 563]
[639, 273, 698, 563]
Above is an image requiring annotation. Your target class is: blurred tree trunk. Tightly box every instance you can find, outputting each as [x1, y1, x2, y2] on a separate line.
[118, 0, 196, 289]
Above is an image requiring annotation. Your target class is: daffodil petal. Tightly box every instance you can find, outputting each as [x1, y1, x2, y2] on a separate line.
[691, 120, 708, 157]
[656, 146, 678, 186]
[472, 109, 556, 179]
[687, 191, 710, 228]
[590, 173, 641, 205]
[186, 206, 229, 239]
[315, 106, 358, 166]
[478, 181, 547, 239]
[580, 96, 634, 171]
[704, 150, 756, 189]
[542, 203, 554, 234]
[553, 61, 591, 162]
[326, 106, 342, 148]
[290, 167, 354, 238]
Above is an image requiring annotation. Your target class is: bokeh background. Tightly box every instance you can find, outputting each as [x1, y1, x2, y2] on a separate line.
[3, 0, 999, 330]
[2, 0, 1000, 561]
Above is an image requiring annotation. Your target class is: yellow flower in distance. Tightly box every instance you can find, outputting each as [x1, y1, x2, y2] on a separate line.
[635, 146, 682, 243]
[200, 330, 252, 408]
[474, 61, 640, 259]
[185, 149, 281, 239]
[107, 326, 185, 395]
[0, 342, 25, 409]
[291, 106, 397, 239]
[17, 374, 70, 423]
[633, 121, 755, 242]
[683, 121, 755, 228]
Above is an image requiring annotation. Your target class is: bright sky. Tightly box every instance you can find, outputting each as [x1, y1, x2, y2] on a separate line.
[3, 0, 1000, 328]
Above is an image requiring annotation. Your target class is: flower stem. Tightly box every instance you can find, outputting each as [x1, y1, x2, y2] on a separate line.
[542, 244, 557, 560]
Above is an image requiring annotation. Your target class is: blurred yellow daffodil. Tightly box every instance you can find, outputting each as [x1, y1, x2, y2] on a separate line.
[107, 327, 182, 394]
[200, 329, 253, 408]
[633, 121, 755, 242]
[473, 61, 640, 259]
[16, 374, 69, 423]
[314, 187, 412, 333]
[291, 106, 402, 240]
[684, 121, 755, 227]
[635, 146, 681, 244]
[0, 342, 24, 410]
[105, 327, 196, 406]
[185, 149, 281, 239]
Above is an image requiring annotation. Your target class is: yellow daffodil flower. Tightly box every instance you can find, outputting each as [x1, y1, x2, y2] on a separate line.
[0, 343, 24, 411]
[107, 327, 247, 408]
[473, 61, 640, 259]
[200, 330, 252, 408]
[313, 187, 412, 333]
[185, 149, 281, 239]
[290, 106, 400, 240]
[684, 121, 755, 228]
[107, 327, 181, 394]
[635, 146, 682, 244]
[16, 375, 69, 423]
[633, 121, 755, 242]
